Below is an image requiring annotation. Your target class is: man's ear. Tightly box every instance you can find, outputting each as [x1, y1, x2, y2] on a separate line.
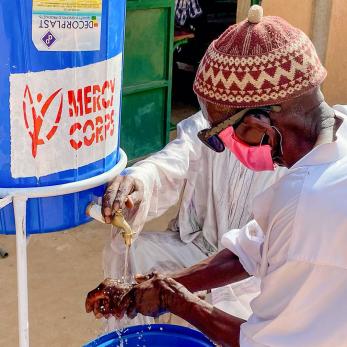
[265, 125, 278, 148]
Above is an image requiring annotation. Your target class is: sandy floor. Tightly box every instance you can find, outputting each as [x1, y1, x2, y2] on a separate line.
[0, 221, 115, 347]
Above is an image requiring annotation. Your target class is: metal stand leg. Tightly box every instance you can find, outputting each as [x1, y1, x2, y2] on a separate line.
[13, 196, 29, 347]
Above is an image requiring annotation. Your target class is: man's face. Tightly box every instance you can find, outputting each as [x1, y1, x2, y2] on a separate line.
[198, 96, 281, 157]
[198, 87, 323, 168]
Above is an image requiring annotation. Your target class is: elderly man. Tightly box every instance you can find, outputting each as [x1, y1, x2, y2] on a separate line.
[101, 88, 281, 331]
[86, 5, 347, 347]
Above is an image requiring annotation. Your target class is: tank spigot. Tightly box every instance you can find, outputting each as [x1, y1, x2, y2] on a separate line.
[86, 202, 135, 247]
[111, 209, 135, 247]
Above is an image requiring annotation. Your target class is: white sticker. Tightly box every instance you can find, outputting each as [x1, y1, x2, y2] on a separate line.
[10, 55, 122, 178]
[32, 0, 102, 51]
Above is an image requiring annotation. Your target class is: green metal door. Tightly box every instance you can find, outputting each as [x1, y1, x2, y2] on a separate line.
[121, 0, 175, 161]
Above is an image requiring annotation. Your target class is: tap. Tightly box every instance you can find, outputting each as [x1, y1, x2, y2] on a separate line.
[86, 202, 135, 246]
[112, 209, 134, 247]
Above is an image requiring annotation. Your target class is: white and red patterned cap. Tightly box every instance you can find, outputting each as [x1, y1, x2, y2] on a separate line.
[193, 5, 327, 108]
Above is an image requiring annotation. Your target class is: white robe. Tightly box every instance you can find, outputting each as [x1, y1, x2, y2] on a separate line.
[103, 111, 284, 330]
[223, 106, 347, 346]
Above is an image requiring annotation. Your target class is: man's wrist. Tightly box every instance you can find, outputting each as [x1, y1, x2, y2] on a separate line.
[168, 271, 198, 293]
[163, 277, 205, 317]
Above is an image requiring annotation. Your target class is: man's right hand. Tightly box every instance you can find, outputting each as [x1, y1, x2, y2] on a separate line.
[85, 278, 134, 319]
[102, 175, 144, 223]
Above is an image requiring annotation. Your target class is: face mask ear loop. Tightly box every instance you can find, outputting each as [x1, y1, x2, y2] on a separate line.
[272, 126, 283, 155]
[259, 133, 266, 147]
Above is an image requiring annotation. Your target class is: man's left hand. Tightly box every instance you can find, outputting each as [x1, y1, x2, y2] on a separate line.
[122, 272, 193, 319]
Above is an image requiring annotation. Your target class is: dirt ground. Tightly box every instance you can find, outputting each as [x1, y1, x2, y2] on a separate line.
[0, 221, 108, 347]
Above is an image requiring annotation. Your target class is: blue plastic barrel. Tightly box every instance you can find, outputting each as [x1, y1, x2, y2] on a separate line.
[0, 0, 126, 234]
[84, 324, 215, 347]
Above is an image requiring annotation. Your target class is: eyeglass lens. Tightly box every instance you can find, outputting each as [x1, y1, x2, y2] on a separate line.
[207, 135, 225, 152]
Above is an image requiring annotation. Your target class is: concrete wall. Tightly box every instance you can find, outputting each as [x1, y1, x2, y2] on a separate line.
[237, 0, 347, 105]
[262, 0, 314, 36]
[323, 0, 347, 105]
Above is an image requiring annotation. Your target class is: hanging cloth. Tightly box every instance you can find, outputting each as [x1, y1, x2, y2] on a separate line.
[175, 0, 203, 26]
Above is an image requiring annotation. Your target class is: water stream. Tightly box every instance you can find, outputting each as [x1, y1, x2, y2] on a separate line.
[123, 244, 130, 284]
[111, 225, 131, 284]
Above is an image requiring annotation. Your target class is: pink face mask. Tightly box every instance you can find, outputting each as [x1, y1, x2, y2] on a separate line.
[219, 126, 274, 171]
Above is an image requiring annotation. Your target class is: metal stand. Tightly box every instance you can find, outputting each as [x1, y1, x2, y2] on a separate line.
[0, 149, 127, 347]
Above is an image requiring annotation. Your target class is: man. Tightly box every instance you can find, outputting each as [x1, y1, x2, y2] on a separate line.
[87, 5, 347, 346]
[101, 90, 281, 331]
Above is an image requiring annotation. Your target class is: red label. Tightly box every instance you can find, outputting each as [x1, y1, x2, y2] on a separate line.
[11, 55, 122, 178]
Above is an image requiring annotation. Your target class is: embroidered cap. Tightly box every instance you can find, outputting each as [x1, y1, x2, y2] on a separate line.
[193, 5, 327, 108]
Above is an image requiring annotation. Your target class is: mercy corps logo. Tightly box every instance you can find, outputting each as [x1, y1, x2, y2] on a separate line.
[22, 79, 116, 158]
[23, 86, 63, 158]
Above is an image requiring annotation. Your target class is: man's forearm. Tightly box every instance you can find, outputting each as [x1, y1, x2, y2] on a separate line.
[170, 291, 244, 347]
[171, 249, 248, 292]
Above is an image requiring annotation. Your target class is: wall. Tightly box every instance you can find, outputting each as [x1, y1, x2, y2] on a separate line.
[237, 0, 347, 105]
[262, 0, 314, 36]
[323, 0, 347, 105]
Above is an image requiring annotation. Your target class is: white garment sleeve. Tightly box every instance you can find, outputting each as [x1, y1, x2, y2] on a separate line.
[221, 219, 264, 276]
[123, 111, 208, 237]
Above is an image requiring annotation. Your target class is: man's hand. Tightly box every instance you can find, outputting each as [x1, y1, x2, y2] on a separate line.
[102, 175, 144, 223]
[85, 273, 191, 320]
[86, 274, 243, 346]
[85, 278, 133, 319]
[121, 273, 194, 319]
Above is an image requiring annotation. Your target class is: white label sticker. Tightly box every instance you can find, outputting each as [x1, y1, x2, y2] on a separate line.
[32, 0, 102, 51]
[10, 55, 122, 178]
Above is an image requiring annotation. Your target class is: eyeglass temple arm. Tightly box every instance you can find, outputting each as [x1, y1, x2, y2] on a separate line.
[205, 105, 281, 137]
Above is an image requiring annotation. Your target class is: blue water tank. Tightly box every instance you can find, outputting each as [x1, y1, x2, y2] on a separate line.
[0, 0, 126, 234]
[84, 324, 214, 347]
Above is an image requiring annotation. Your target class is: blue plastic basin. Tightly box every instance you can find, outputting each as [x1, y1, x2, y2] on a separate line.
[84, 324, 215, 347]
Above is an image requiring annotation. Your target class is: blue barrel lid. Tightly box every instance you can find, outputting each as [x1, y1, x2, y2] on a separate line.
[84, 324, 215, 347]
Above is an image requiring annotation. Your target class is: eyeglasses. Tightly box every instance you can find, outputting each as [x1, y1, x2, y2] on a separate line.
[197, 105, 281, 153]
